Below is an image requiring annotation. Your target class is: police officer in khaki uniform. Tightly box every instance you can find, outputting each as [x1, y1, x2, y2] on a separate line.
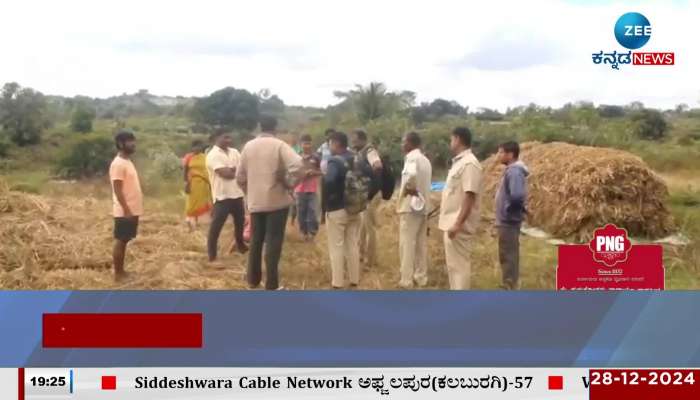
[397, 132, 432, 288]
[438, 127, 482, 290]
[350, 129, 383, 270]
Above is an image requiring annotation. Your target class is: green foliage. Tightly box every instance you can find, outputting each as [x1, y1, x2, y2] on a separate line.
[0, 138, 10, 157]
[257, 89, 285, 117]
[148, 147, 182, 179]
[670, 190, 700, 207]
[411, 99, 467, 125]
[630, 141, 700, 171]
[334, 82, 415, 123]
[142, 147, 182, 196]
[474, 108, 504, 121]
[471, 122, 520, 160]
[365, 115, 413, 174]
[598, 104, 626, 118]
[56, 134, 114, 179]
[70, 104, 97, 133]
[0, 82, 50, 146]
[631, 109, 668, 140]
[192, 87, 259, 133]
[420, 123, 456, 169]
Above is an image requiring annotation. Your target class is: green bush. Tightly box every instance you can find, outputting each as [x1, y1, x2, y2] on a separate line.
[56, 134, 114, 179]
[148, 148, 182, 180]
[141, 147, 182, 196]
[0, 139, 10, 158]
[631, 109, 668, 140]
[70, 105, 96, 133]
[0, 82, 50, 146]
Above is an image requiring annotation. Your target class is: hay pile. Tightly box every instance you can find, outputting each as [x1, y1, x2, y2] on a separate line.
[1, 181, 112, 278]
[0, 179, 249, 289]
[481, 142, 675, 240]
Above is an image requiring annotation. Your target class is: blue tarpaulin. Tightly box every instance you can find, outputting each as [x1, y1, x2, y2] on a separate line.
[431, 182, 445, 192]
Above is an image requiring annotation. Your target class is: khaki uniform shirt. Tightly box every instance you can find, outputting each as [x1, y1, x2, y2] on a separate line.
[438, 149, 482, 233]
[236, 134, 302, 213]
[397, 148, 432, 215]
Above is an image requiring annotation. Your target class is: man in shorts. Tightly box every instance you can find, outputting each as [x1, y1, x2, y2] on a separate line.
[109, 130, 143, 282]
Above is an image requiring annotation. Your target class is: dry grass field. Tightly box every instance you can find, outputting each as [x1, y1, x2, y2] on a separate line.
[1, 165, 697, 290]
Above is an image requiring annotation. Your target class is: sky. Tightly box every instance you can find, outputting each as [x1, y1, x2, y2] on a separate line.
[1, 0, 697, 110]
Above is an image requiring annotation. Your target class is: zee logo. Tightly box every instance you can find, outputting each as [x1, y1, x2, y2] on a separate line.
[624, 25, 651, 37]
[595, 236, 625, 252]
[614, 12, 651, 50]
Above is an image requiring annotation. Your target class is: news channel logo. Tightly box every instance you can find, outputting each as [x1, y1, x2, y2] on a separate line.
[614, 12, 651, 50]
[592, 12, 674, 70]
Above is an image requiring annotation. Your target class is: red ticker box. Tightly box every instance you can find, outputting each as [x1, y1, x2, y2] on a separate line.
[43, 313, 202, 348]
[589, 369, 700, 400]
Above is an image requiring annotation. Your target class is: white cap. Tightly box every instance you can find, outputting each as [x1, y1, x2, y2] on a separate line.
[410, 193, 426, 212]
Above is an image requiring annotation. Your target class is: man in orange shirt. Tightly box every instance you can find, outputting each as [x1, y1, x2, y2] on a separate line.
[109, 130, 143, 282]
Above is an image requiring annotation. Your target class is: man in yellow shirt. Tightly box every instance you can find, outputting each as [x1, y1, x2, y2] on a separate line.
[438, 127, 482, 290]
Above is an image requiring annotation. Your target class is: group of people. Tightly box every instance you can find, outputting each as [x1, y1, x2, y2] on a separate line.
[108, 116, 529, 290]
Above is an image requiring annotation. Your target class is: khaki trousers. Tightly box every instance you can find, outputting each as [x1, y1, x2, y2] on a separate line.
[399, 213, 429, 288]
[360, 195, 380, 268]
[326, 209, 362, 287]
[443, 231, 472, 290]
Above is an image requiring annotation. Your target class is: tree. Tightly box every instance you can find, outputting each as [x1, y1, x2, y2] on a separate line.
[631, 109, 668, 140]
[627, 101, 645, 112]
[474, 107, 504, 121]
[334, 82, 414, 123]
[571, 102, 600, 129]
[675, 103, 689, 114]
[598, 105, 626, 118]
[56, 134, 114, 178]
[192, 87, 260, 132]
[411, 98, 466, 124]
[70, 104, 96, 133]
[257, 89, 285, 117]
[0, 82, 50, 146]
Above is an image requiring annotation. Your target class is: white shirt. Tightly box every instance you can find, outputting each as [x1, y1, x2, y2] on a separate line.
[206, 145, 245, 201]
[397, 148, 432, 215]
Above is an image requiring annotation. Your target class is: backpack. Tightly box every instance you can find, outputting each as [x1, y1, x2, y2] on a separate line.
[358, 146, 382, 200]
[379, 155, 396, 200]
[342, 154, 371, 215]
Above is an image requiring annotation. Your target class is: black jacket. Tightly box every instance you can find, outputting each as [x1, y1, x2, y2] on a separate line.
[323, 151, 354, 212]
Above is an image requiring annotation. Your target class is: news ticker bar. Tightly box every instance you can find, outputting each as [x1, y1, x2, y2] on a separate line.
[5, 292, 700, 367]
[1, 368, 698, 399]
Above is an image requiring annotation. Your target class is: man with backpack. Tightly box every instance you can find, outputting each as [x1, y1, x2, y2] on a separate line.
[351, 129, 383, 270]
[323, 131, 372, 288]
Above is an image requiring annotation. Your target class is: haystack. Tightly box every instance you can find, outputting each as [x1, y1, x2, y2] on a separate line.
[481, 142, 675, 240]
